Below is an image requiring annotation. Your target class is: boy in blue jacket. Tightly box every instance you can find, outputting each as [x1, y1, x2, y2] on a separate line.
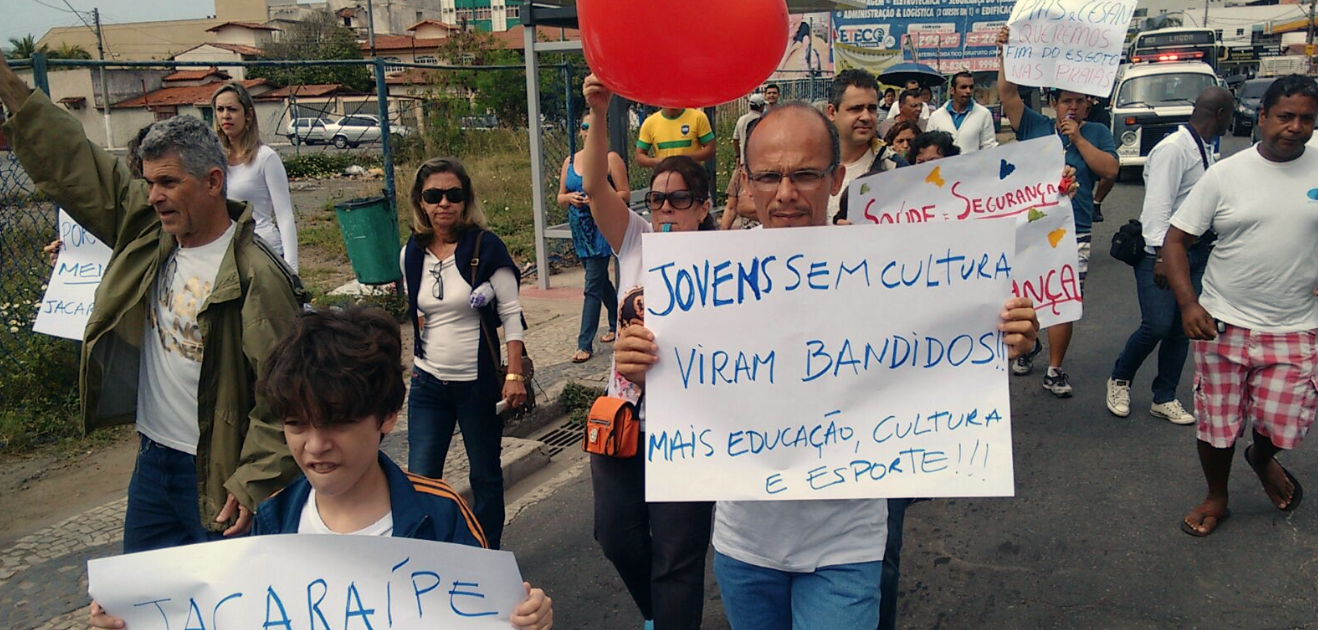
[91, 306, 552, 629]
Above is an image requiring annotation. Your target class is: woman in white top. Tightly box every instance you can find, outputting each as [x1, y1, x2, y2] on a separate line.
[400, 157, 527, 550]
[211, 82, 299, 271]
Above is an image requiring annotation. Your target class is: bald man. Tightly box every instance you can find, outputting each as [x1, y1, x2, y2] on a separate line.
[1106, 87, 1233, 426]
[612, 102, 1041, 629]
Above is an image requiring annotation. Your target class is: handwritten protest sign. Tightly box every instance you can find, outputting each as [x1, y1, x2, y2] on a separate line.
[848, 136, 1082, 327]
[87, 534, 527, 630]
[32, 210, 111, 340]
[1003, 0, 1137, 97]
[642, 221, 1016, 501]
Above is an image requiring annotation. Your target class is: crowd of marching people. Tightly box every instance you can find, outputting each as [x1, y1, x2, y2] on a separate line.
[1, 15, 1315, 628]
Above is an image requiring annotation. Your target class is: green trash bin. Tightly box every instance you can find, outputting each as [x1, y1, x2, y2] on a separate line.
[334, 195, 402, 285]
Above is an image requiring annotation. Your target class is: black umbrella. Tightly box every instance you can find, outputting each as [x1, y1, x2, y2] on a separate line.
[878, 62, 944, 88]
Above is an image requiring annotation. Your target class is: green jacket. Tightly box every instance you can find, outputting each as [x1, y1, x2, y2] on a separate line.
[3, 89, 303, 530]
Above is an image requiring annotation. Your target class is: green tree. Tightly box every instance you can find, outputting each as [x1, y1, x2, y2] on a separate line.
[248, 11, 372, 92]
[429, 29, 582, 128]
[7, 35, 42, 60]
[49, 43, 92, 60]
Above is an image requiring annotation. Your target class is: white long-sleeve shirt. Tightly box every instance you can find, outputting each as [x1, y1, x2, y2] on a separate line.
[925, 101, 999, 154]
[401, 248, 524, 381]
[227, 145, 298, 271]
[1141, 126, 1213, 252]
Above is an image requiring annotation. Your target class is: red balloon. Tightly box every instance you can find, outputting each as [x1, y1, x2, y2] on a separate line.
[579, 0, 789, 108]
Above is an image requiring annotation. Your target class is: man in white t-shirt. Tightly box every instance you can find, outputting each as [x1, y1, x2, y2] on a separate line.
[1163, 74, 1318, 537]
[613, 103, 1041, 628]
[0, 49, 303, 555]
[825, 69, 880, 224]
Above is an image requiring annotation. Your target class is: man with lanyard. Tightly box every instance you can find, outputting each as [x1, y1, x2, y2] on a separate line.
[1106, 87, 1233, 425]
[927, 71, 999, 154]
[825, 69, 881, 224]
[996, 26, 1119, 397]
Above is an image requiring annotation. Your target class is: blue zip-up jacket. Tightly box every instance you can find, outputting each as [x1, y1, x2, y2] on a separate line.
[253, 453, 487, 547]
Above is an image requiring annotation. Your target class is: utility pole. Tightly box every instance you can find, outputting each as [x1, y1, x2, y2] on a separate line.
[1308, 0, 1316, 74]
[93, 8, 114, 148]
[1203, 0, 1209, 31]
[365, 0, 377, 57]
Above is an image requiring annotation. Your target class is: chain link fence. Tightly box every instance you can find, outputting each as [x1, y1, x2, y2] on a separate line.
[0, 150, 61, 377]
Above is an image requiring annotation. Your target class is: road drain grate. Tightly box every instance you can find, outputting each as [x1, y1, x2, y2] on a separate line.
[538, 419, 581, 457]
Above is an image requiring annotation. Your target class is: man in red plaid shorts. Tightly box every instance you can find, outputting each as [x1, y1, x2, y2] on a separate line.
[1161, 74, 1318, 537]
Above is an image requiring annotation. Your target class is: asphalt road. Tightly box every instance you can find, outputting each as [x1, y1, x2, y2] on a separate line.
[503, 133, 1318, 630]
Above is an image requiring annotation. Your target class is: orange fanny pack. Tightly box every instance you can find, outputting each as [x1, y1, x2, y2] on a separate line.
[582, 396, 640, 458]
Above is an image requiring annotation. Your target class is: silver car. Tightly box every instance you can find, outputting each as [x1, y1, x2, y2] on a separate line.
[284, 117, 332, 146]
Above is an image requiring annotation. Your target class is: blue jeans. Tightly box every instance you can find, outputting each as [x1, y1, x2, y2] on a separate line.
[878, 498, 909, 630]
[123, 434, 225, 553]
[407, 369, 505, 549]
[714, 551, 882, 630]
[1110, 244, 1209, 403]
[578, 256, 618, 353]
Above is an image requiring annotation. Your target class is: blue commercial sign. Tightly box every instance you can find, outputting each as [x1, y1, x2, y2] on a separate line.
[833, 0, 1016, 73]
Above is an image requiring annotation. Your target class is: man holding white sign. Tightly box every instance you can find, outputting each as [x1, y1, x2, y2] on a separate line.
[613, 102, 1040, 630]
[997, 25, 1119, 397]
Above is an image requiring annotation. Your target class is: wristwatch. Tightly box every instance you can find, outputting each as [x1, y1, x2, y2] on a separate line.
[505, 373, 526, 382]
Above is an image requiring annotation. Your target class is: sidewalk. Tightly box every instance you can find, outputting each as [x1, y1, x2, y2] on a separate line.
[0, 264, 612, 630]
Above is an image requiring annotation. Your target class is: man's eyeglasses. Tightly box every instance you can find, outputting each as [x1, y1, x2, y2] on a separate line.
[422, 187, 466, 205]
[430, 262, 444, 300]
[646, 190, 706, 211]
[745, 165, 838, 192]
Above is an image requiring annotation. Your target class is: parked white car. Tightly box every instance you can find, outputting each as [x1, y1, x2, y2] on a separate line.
[284, 115, 414, 149]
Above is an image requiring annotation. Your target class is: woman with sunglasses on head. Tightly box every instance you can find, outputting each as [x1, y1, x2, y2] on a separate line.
[556, 110, 630, 364]
[578, 73, 716, 630]
[398, 157, 526, 550]
[211, 82, 298, 271]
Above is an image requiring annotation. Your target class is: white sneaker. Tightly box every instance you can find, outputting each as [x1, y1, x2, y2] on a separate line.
[1151, 400, 1195, 425]
[1106, 379, 1131, 417]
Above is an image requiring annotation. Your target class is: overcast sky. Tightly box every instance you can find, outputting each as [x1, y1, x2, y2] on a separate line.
[2, 0, 217, 51]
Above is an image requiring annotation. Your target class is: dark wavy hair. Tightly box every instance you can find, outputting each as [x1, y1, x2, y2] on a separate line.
[258, 306, 406, 428]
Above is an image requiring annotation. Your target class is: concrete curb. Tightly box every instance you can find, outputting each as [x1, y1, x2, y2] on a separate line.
[446, 437, 553, 507]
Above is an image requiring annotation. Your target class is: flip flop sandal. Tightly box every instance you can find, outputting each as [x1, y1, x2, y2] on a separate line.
[1180, 508, 1230, 537]
[572, 351, 592, 363]
[1245, 445, 1304, 512]
[601, 332, 617, 343]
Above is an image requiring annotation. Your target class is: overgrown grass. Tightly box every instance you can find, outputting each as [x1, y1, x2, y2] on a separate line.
[559, 381, 605, 426]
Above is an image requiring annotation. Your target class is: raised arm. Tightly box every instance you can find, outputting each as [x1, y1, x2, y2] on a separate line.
[607, 151, 631, 205]
[582, 75, 634, 253]
[996, 26, 1025, 131]
[0, 49, 142, 245]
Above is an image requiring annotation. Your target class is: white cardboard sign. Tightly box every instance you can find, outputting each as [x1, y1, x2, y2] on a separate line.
[642, 221, 1017, 502]
[1004, 0, 1137, 97]
[32, 210, 111, 340]
[87, 534, 527, 630]
[848, 136, 1083, 328]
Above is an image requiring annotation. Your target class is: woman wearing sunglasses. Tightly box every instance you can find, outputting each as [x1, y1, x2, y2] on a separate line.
[578, 73, 716, 630]
[399, 157, 526, 550]
[556, 111, 630, 363]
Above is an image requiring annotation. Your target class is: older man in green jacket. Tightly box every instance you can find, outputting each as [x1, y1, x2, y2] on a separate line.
[0, 51, 302, 552]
